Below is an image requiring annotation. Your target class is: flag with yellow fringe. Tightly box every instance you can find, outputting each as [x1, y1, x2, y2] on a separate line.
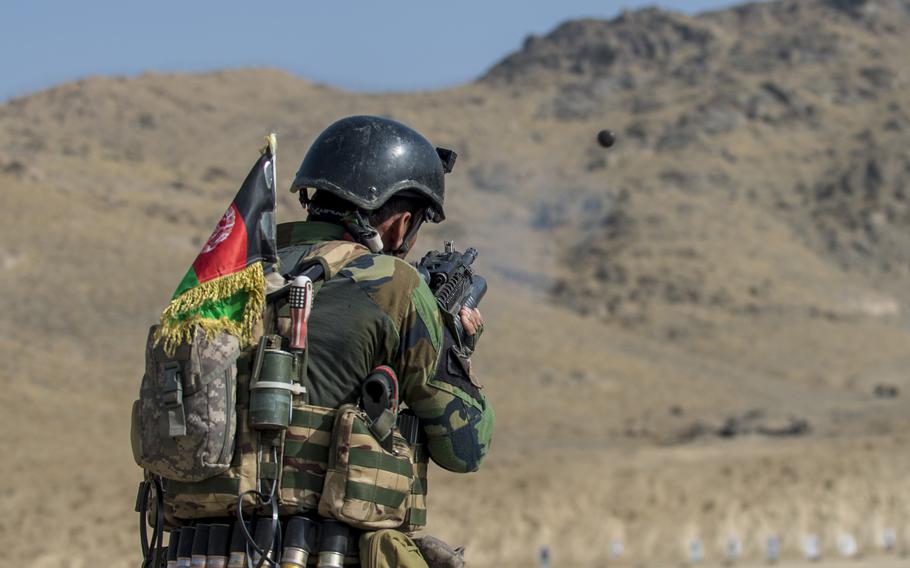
[156, 135, 278, 354]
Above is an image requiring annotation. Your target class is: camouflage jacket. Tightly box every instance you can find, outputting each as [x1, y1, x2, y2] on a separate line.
[276, 221, 494, 473]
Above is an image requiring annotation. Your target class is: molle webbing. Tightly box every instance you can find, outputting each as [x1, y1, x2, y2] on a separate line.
[404, 443, 429, 530]
[279, 405, 336, 512]
[162, 400, 431, 530]
[164, 403, 339, 520]
[336, 427, 412, 510]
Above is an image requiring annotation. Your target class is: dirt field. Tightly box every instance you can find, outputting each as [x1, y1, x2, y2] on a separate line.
[3, 1, 910, 566]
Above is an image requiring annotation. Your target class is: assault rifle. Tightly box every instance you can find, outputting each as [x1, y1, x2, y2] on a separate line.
[415, 241, 487, 346]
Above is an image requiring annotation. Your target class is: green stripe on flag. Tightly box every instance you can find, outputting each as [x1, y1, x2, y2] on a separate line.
[173, 267, 200, 298]
[170, 290, 250, 324]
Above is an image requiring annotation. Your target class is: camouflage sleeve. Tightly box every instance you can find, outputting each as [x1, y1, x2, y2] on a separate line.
[395, 278, 495, 473]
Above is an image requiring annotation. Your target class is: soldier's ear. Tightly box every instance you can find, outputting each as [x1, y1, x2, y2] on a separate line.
[390, 211, 412, 249]
[376, 211, 412, 252]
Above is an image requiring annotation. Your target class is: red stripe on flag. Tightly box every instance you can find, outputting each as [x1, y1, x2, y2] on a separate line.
[192, 203, 250, 283]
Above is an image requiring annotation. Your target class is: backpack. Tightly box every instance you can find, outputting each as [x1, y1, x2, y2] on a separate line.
[130, 240, 429, 532]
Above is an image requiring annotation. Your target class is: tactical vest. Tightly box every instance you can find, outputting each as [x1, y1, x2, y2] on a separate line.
[131, 240, 429, 533]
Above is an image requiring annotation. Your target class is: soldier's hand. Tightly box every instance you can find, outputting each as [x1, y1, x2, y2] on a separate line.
[459, 307, 484, 355]
[460, 307, 484, 337]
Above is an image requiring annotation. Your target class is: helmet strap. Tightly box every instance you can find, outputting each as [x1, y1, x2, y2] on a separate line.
[344, 211, 384, 253]
[332, 207, 428, 257]
[297, 188, 311, 208]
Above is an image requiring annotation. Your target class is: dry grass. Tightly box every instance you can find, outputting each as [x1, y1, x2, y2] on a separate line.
[2, 1, 910, 565]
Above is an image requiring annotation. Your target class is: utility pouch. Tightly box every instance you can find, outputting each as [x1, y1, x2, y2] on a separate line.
[318, 404, 414, 529]
[132, 325, 240, 482]
[359, 530, 429, 568]
[161, 359, 261, 521]
[278, 403, 336, 513]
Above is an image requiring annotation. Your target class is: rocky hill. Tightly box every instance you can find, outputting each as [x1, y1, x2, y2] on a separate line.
[489, 0, 910, 335]
[2, 0, 910, 566]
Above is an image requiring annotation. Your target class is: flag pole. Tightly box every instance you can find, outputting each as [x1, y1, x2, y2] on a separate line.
[264, 132, 277, 192]
[265, 132, 277, 263]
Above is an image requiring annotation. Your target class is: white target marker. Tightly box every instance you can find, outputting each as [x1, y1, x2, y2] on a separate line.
[838, 534, 858, 558]
[726, 536, 742, 561]
[609, 538, 624, 558]
[804, 534, 821, 561]
[883, 528, 897, 552]
[766, 535, 781, 563]
[689, 539, 704, 564]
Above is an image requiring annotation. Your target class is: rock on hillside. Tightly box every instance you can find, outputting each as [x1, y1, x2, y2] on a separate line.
[484, 0, 910, 85]
[796, 136, 910, 275]
[481, 9, 717, 86]
[494, 0, 910, 328]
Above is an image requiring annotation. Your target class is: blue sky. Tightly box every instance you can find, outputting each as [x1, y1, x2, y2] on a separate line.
[1, 0, 742, 101]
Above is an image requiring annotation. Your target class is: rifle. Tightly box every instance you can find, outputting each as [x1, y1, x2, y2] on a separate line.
[415, 241, 487, 346]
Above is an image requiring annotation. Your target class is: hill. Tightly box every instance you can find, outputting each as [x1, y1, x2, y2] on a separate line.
[2, 0, 910, 565]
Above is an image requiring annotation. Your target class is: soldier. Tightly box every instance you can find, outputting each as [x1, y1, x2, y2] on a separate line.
[283, 115, 495, 566]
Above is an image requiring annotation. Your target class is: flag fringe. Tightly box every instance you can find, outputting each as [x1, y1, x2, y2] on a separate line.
[155, 262, 266, 355]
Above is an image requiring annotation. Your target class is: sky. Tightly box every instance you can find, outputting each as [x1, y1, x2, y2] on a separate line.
[1, 0, 743, 101]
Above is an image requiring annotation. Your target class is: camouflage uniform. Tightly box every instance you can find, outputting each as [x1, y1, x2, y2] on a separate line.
[277, 220, 495, 473]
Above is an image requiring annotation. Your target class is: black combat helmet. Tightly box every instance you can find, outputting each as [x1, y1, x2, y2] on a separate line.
[290, 115, 455, 222]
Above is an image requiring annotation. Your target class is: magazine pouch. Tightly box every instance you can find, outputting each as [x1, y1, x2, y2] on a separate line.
[318, 404, 414, 529]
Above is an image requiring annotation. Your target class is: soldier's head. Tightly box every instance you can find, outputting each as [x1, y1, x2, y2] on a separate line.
[290, 115, 456, 257]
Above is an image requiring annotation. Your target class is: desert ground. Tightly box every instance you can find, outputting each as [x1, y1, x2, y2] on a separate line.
[2, 0, 909, 566]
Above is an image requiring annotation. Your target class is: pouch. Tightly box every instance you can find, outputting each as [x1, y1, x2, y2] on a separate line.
[318, 404, 414, 529]
[160, 363, 261, 521]
[279, 403, 337, 513]
[131, 325, 240, 482]
[360, 530, 430, 568]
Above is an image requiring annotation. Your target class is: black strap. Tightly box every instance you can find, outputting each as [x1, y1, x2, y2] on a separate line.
[152, 478, 165, 568]
[137, 481, 150, 562]
[433, 326, 483, 405]
[137, 476, 165, 568]
[236, 476, 281, 568]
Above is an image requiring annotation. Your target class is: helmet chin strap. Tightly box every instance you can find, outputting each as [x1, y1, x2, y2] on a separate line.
[339, 208, 430, 257]
[343, 211, 384, 253]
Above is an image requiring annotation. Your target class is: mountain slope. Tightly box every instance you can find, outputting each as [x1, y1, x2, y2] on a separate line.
[2, 1, 910, 566]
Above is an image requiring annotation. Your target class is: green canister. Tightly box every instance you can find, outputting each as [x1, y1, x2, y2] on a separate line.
[249, 349, 296, 430]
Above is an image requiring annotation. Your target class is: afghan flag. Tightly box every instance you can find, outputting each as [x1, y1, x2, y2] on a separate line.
[157, 134, 279, 354]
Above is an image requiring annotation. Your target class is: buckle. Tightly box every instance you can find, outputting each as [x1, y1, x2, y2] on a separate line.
[161, 362, 183, 407]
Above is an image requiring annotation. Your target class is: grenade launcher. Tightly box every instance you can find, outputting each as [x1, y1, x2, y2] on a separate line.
[415, 241, 487, 345]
